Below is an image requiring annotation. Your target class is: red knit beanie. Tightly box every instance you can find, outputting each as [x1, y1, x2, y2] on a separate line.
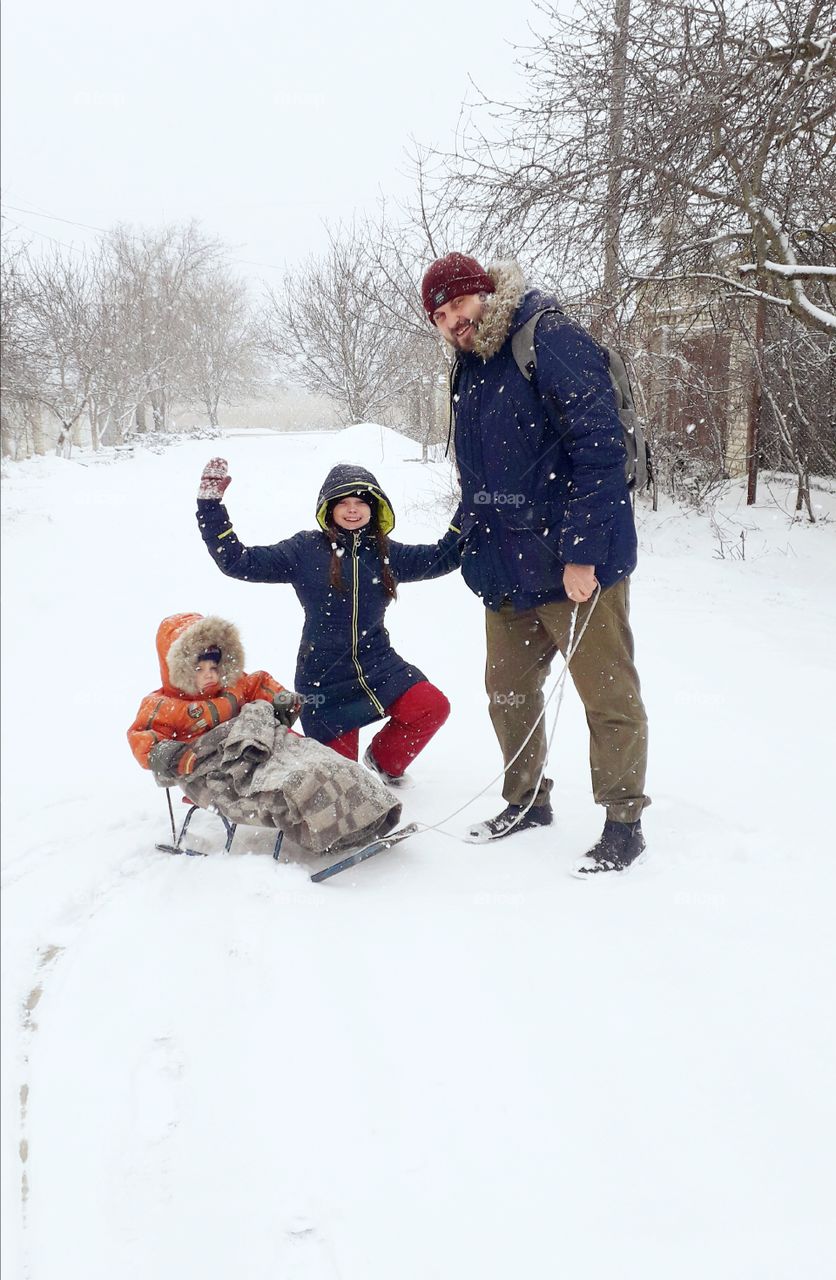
[421, 253, 495, 323]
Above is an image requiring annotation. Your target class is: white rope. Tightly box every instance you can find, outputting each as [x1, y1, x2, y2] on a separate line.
[417, 587, 602, 841]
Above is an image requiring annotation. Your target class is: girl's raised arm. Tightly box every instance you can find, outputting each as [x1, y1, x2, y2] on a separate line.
[196, 458, 300, 583]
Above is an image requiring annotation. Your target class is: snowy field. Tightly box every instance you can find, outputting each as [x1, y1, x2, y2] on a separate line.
[2, 425, 835, 1279]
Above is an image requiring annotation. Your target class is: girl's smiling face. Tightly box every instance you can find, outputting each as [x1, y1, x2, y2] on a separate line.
[332, 496, 372, 530]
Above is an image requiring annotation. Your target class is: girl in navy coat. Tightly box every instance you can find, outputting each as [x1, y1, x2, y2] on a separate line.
[197, 460, 462, 783]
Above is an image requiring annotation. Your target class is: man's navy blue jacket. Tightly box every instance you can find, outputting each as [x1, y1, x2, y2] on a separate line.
[197, 465, 461, 742]
[452, 272, 638, 611]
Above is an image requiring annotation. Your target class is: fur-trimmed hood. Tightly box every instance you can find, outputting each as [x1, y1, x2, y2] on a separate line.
[471, 260, 528, 361]
[156, 613, 245, 695]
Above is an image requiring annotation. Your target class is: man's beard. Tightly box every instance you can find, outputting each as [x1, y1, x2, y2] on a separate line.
[452, 318, 477, 350]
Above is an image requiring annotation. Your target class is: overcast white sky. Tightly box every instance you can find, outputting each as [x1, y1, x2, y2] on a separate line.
[2, 0, 565, 286]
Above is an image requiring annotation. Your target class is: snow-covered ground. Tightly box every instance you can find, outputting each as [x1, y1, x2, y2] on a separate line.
[2, 426, 835, 1279]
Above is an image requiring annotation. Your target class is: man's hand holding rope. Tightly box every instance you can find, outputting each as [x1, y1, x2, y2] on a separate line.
[563, 563, 598, 603]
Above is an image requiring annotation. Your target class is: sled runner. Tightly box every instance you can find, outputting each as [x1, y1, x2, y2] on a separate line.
[155, 788, 285, 860]
[310, 822, 421, 883]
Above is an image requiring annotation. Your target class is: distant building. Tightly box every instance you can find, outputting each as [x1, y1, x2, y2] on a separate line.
[639, 284, 752, 479]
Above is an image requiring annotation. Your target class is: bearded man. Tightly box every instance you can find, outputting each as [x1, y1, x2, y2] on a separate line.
[422, 252, 650, 875]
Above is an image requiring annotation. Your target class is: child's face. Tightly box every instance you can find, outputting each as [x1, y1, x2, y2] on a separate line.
[195, 659, 221, 695]
[332, 497, 372, 530]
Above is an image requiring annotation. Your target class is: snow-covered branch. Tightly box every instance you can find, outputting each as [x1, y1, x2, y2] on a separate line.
[746, 202, 836, 333]
[738, 262, 836, 279]
[630, 271, 792, 309]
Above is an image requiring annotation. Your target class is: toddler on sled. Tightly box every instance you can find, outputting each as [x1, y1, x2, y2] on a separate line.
[127, 612, 401, 856]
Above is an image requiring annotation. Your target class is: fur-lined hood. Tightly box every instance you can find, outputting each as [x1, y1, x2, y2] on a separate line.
[156, 613, 245, 696]
[471, 260, 528, 361]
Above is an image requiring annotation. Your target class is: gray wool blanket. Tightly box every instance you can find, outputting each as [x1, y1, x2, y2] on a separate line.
[156, 702, 401, 855]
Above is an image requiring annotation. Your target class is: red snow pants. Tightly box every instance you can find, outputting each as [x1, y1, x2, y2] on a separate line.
[324, 680, 450, 778]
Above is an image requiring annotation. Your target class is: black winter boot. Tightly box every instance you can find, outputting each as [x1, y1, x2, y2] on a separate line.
[573, 818, 646, 876]
[468, 801, 553, 843]
[363, 744, 411, 788]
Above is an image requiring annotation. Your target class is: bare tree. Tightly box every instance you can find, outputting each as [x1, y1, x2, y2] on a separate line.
[356, 191, 466, 455]
[106, 221, 223, 433]
[1, 222, 260, 457]
[432, 0, 835, 336]
[262, 225, 412, 425]
[1, 247, 105, 455]
[1, 238, 43, 458]
[599, 0, 631, 336]
[623, 0, 835, 335]
[744, 314, 836, 519]
[90, 256, 156, 448]
[181, 271, 260, 426]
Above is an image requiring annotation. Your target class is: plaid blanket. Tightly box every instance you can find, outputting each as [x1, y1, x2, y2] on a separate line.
[160, 701, 401, 855]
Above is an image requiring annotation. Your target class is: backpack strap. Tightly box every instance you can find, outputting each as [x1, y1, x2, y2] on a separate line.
[445, 357, 463, 457]
[510, 308, 563, 382]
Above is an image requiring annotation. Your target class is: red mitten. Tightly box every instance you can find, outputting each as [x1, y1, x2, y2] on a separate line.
[198, 457, 231, 502]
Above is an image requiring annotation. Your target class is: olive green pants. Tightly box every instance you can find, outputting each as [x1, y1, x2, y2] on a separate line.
[484, 579, 649, 824]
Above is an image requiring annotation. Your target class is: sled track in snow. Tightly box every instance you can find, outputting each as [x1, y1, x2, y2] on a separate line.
[13, 847, 159, 1278]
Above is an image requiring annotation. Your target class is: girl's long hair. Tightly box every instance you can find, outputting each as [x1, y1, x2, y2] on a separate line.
[324, 500, 397, 600]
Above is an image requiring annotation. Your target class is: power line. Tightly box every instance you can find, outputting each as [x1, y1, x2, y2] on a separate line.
[0, 213, 84, 254]
[1, 197, 288, 273]
[1, 201, 110, 234]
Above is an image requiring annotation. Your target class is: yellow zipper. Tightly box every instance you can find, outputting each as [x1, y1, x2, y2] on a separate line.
[351, 535, 385, 715]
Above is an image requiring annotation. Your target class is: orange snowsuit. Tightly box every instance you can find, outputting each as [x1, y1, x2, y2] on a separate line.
[128, 612, 286, 773]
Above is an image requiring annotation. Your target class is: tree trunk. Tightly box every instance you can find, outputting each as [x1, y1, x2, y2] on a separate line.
[30, 401, 46, 456]
[55, 420, 74, 459]
[795, 467, 815, 523]
[595, 0, 631, 342]
[88, 402, 100, 452]
[150, 389, 167, 434]
[746, 294, 766, 505]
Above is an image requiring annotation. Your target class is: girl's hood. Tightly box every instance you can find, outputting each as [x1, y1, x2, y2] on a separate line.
[315, 464, 395, 535]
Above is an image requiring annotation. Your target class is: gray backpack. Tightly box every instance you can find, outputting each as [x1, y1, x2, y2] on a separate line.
[510, 308, 652, 491]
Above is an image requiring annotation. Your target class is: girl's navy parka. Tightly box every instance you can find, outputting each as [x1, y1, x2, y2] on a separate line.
[197, 464, 462, 743]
